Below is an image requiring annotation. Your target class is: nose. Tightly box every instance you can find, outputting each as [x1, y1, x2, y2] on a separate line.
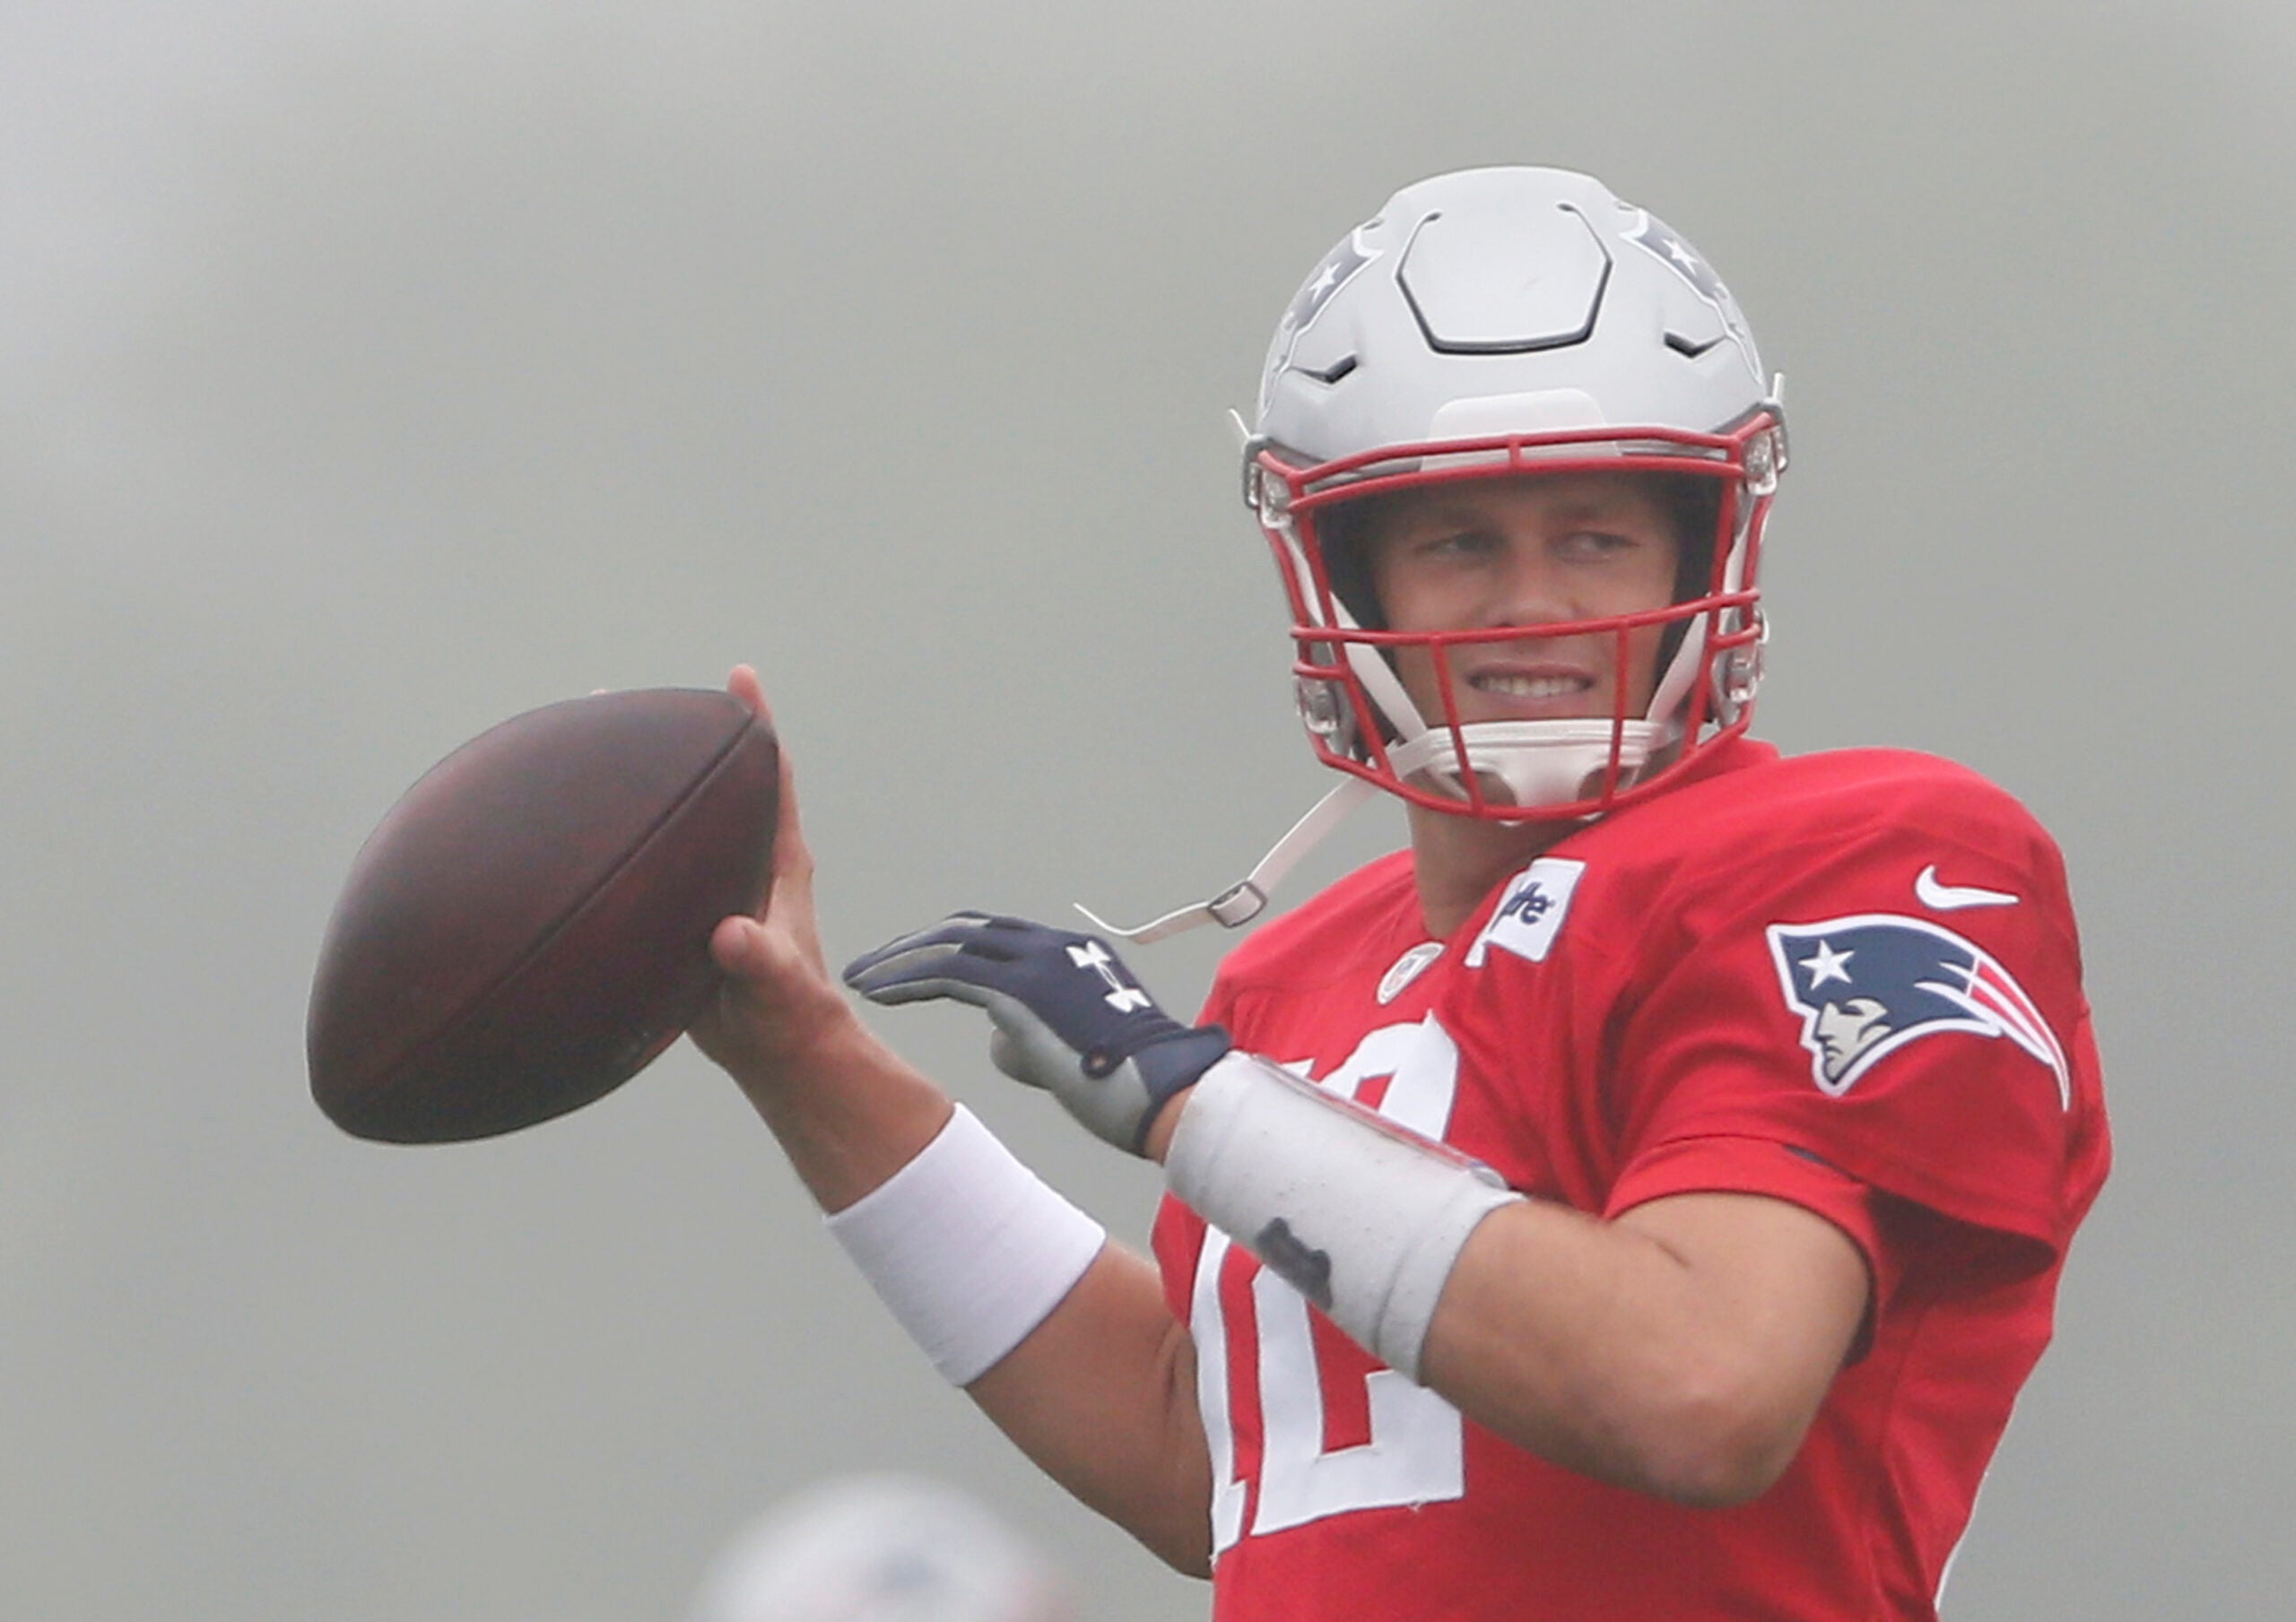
[1480, 540, 1578, 630]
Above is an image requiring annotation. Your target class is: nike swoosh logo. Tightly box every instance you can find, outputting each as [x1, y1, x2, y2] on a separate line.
[1915, 864, 2020, 911]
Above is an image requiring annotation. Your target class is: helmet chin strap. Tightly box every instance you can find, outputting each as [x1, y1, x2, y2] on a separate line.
[1077, 776, 1378, 945]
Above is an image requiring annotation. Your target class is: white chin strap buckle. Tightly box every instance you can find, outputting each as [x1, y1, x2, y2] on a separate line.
[1076, 778, 1376, 945]
[1075, 881, 1265, 948]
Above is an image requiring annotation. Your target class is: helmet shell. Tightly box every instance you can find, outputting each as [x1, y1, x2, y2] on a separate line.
[1257, 166, 1769, 469]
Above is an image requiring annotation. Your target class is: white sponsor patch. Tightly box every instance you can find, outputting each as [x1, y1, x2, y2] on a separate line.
[1465, 858, 1587, 968]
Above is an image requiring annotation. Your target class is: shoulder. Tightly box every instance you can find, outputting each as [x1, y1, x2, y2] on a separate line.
[1643, 742, 2046, 841]
[1521, 745, 2105, 1262]
[1449, 742, 2083, 990]
[1586, 743, 2071, 906]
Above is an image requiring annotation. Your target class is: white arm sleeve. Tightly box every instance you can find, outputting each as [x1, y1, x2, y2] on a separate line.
[1164, 1052, 1522, 1382]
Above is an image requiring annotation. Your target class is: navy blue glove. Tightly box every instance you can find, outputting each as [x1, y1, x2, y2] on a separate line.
[842, 913, 1232, 1155]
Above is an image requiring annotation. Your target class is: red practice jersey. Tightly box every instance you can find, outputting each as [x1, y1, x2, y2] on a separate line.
[1152, 738, 2109, 1621]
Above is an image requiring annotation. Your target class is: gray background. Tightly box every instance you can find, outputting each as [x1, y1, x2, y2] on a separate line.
[3, 2, 2288, 1616]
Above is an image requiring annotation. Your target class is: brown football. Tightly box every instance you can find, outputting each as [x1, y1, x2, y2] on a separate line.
[308, 688, 778, 1143]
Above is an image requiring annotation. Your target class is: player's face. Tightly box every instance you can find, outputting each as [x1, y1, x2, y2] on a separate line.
[1358, 470, 1687, 727]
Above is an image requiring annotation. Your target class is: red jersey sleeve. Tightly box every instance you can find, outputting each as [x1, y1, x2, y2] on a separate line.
[1601, 768, 2106, 1279]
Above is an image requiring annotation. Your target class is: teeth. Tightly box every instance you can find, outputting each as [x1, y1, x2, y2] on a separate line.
[1471, 672, 1589, 698]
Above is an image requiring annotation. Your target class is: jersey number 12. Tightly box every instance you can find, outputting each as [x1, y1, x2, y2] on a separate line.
[1188, 1017, 1469, 1555]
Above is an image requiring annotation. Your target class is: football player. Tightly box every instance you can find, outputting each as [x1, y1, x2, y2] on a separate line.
[692, 167, 2109, 1620]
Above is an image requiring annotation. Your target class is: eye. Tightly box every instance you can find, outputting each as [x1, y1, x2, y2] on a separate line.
[1556, 528, 1645, 560]
[1418, 527, 1503, 559]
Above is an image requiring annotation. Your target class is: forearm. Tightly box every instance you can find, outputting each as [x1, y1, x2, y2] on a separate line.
[1421, 1195, 1856, 1505]
[725, 1002, 956, 1214]
[966, 1246, 1214, 1574]
[724, 1005, 1214, 1569]
[814, 1105, 1213, 1569]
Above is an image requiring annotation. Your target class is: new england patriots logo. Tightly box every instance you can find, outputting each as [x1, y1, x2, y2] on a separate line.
[1766, 914, 2070, 1107]
[1257, 224, 1381, 417]
[1628, 210, 1729, 306]
[1626, 209, 1759, 372]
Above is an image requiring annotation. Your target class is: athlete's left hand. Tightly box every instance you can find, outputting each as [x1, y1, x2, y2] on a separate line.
[842, 913, 1232, 1156]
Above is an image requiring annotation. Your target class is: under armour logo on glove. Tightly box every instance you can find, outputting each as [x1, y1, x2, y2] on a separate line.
[843, 913, 1233, 1155]
[1067, 940, 1153, 1013]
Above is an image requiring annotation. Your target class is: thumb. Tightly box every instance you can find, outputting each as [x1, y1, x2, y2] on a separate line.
[987, 1025, 1049, 1090]
[710, 913, 775, 983]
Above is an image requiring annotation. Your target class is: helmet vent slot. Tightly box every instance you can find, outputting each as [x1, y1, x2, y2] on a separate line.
[1303, 353, 1359, 385]
[1665, 331, 1723, 359]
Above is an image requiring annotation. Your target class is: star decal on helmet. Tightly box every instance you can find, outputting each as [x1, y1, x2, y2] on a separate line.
[1258, 224, 1382, 417]
[1626, 208, 1756, 368]
[1628, 211, 1726, 302]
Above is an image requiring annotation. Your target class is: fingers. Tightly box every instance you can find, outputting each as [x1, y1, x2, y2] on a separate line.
[767, 741, 812, 903]
[841, 944, 959, 998]
[727, 669, 806, 889]
[841, 913, 998, 988]
[856, 974, 996, 1012]
[726, 663, 770, 717]
[716, 666, 826, 974]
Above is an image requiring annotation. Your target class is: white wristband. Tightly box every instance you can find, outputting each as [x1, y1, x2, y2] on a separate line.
[825, 1105, 1107, 1386]
[1165, 1052, 1522, 1383]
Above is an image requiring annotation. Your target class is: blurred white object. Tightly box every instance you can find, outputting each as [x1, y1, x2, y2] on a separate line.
[686, 1472, 1079, 1622]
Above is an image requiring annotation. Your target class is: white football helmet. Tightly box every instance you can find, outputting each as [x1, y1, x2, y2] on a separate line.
[1249, 165, 1787, 820]
[686, 1474, 1076, 1622]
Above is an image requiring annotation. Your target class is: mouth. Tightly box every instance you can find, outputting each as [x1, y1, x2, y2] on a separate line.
[1468, 671, 1592, 699]
[1457, 664, 1605, 718]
